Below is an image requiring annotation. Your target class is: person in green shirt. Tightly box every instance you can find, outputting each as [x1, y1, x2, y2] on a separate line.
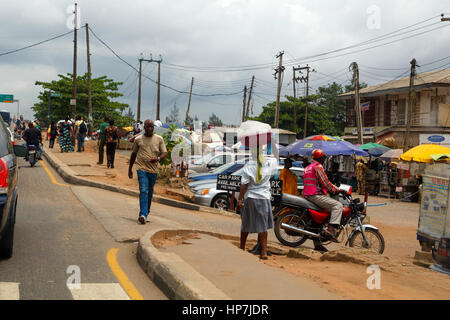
[97, 116, 110, 165]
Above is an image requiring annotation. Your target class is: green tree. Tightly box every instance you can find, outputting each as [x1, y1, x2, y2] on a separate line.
[33, 73, 133, 128]
[208, 113, 223, 127]
[315, 82, 348, 135]
[167, 103, 180, 123]
[251, 95, 335, 137]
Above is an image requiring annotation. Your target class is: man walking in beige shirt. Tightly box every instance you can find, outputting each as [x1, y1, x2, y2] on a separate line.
[128, 119, 168, 224]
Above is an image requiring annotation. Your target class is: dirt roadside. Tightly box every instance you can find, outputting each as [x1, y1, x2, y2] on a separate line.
[45, 139, 450, 299]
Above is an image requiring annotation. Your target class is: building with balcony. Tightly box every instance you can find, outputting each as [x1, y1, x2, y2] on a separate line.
[339, 68, 450, 147]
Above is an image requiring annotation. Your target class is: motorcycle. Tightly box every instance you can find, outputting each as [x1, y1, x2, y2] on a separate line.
[273, 186, 385, 254]
[27, 145, 38, 167]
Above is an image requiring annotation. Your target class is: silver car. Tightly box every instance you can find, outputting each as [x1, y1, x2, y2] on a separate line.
[191, 166, 304, 211]
[188, 152, 250, 174]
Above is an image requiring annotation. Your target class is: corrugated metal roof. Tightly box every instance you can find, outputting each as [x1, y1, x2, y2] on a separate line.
[339, 67, 450, 98]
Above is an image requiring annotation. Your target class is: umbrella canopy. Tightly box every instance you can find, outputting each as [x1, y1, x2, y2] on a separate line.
[359, 142, 389, 150]
[304, 135, 344, 141]
[400, 144, 450, 163]
[429, 154, 450, 161]
[368, 146, 391, 157]
[281, 139, 368, 157]
[379, 149, 403, 162]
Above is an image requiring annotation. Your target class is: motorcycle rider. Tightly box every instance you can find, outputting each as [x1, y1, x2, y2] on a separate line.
[303, 149, 347, 241]
[23, 121, 43, 161]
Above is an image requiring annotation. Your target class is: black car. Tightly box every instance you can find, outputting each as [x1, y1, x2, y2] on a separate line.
[0, 117, 19, 258]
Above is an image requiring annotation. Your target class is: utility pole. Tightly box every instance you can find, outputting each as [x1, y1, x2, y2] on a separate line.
[71, 3, 78, 119]
[294, 65, 310, 138]
[185, 77, 194, 126]
[136, 54, 162, 122]
[350, 62, 363, 145]
[292, 67, 300, 136]
[403, 58, 417, 152]
[245, 75, 255, 121]
[242, 85, 247, 123]
[137, 58, 143, 122]
[157, 58, 162, 120]
[86, 23, 93, 135]
[273, 51, 284, 128]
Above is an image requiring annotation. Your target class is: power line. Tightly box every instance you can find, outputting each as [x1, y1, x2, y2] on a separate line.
[0, 28, 83, 57]
[162, 14, 443, 72]
[88, 26, 244, 97]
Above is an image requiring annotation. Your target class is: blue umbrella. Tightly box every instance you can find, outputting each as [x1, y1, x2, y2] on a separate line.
[368, 146, 390, 157]
[281, 139, 368, 157]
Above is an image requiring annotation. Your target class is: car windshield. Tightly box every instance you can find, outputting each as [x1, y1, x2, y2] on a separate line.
[211, 162, 236, 173]
[193, 153, 214, 165]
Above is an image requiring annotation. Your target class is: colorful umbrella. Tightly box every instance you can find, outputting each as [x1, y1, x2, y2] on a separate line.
[379, 149, 403, 162]
[359, 142, 390, 150]
[281, 139, 368, 157]
[400, 144, 450, 163]
[304, 135, 344, 141]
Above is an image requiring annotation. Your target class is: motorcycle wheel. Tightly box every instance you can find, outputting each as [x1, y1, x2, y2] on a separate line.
[348, 229, 385, 254]
[29, 154, 36, 167]
[274, 210, 309, 247]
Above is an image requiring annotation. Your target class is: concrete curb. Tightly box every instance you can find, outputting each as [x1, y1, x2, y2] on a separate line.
[137, 228, 231, 300]
[42, 146, 238, 218]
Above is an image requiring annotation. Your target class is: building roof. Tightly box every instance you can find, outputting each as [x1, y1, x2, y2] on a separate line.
[339, 67, 450, 99]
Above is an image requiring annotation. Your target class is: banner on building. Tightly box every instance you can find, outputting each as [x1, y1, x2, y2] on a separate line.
[419, 134, 450, 146]
[360, 101, 370, 111]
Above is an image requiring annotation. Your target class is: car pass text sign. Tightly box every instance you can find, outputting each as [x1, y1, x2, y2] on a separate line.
[217, 174, 241, 192]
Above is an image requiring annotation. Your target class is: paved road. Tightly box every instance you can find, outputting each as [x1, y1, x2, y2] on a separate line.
[0, 157, 167, 300]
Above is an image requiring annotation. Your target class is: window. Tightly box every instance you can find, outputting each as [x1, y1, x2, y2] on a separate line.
[0, 121, 10, 157]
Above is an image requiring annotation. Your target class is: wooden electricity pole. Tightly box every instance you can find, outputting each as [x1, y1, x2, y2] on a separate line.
[86, 23, 93, 135]
[242, 85, 247, 123]
[292, 67, 299, 135]
[350, 62, 363, 145]
[137, 58, 143, 122]
[274, 51, 284, 128]
[185, 77, 194, 126]
[136, 54, 162, 122]
[157, 59, 162, 120]
[245, 75, 255, 121]
[403, 58, 417, 152]
[72, 3, 78, 119]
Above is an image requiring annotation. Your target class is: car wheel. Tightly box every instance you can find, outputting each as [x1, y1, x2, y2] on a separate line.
[0, 220, 14, 259]
[212, 195, 230, 211]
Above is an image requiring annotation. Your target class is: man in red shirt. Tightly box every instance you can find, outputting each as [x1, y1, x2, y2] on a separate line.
[303, 149, 347, 241]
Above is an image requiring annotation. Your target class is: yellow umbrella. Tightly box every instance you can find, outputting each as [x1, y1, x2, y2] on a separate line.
[400, 144, 450, 163]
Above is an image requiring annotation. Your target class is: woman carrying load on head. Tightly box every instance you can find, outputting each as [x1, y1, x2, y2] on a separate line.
[235, 121, 277, 260]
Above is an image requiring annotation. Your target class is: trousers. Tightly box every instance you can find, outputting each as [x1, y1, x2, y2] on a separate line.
[106, 142, 117, 166]
[137, 170, 158, 218]
[98, 139, 106, 163]
[306, 194, 343, 225]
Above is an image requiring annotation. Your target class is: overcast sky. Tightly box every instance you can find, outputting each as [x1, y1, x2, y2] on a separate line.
[0, 0, 449, 124]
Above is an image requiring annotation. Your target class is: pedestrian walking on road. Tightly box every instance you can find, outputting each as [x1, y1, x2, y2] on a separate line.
[59, 117, 74, 153]
[49, 121, 58, 148]
[97, 117, 109, 164]
[356, 159, 367, 195]
[128, 119, 168, 224]
[236, 139, 277, 260]
[75, 116, 87, 152]
[105, 119, 119, 168]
